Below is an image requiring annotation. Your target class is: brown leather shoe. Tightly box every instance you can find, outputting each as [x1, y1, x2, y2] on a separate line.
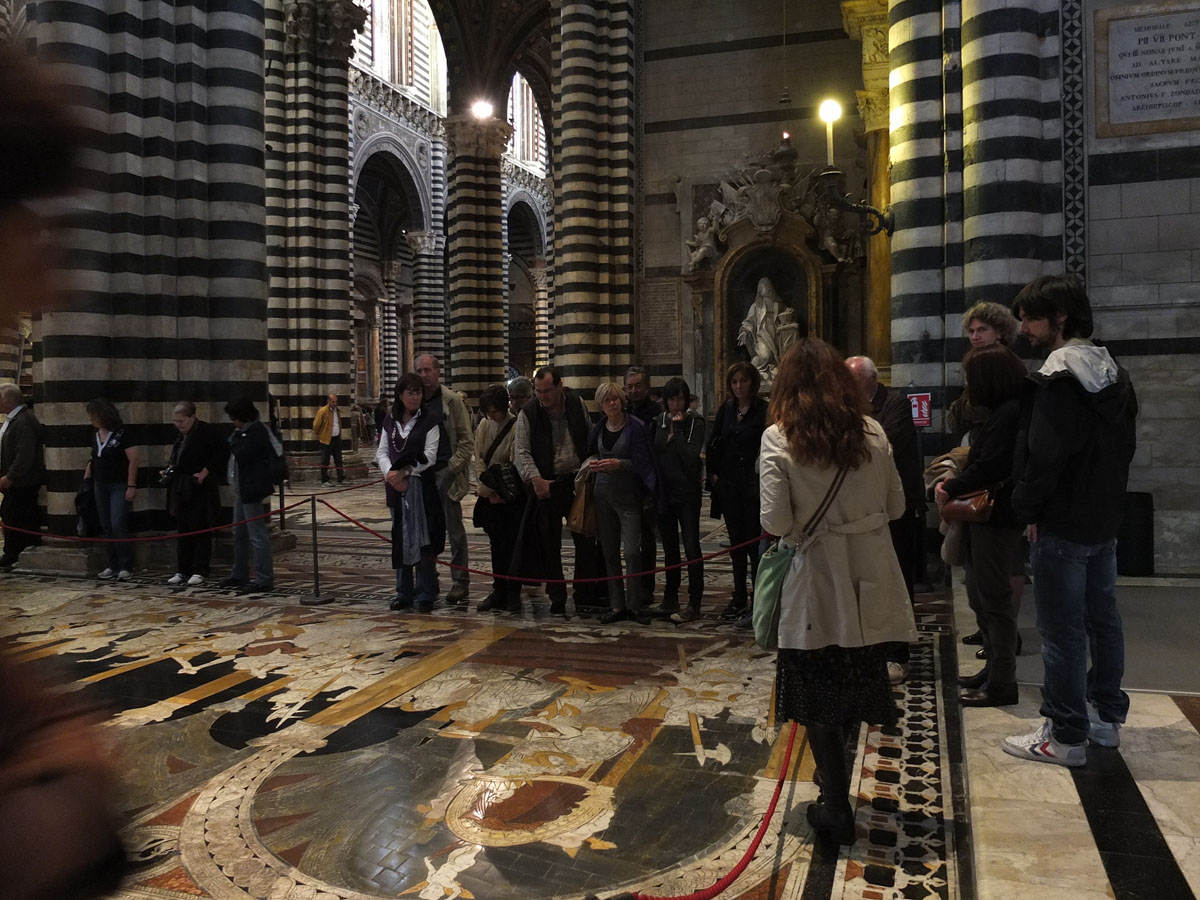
[959, 686, 1018, 707]
[958, 668, 988, 690]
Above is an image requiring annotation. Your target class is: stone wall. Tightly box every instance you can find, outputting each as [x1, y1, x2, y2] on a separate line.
[1085, 0, 1200, 574]
[639, 0, 868, 404]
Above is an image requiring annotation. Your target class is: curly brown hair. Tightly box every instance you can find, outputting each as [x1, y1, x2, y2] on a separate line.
[768, 339, 870, 469]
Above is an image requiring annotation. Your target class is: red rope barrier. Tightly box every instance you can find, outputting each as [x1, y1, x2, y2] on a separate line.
[316, 496, 766, 584]
[0, 498, 310, 544]
[316, 498, 390, 542]
[592, 722, 798, 900]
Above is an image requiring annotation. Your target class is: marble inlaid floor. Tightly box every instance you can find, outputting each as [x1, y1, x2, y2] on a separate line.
[2, 483, 1196, 899]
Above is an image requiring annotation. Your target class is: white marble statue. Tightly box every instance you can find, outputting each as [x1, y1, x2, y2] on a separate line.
[737, 277, 799, 388]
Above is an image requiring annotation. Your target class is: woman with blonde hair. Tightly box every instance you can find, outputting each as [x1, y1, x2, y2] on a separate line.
[587, 381, 659, 625]
[760, 339, 917, 845]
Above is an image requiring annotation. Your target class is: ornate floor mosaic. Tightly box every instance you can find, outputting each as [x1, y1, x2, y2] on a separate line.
[2, 561, 967, 900]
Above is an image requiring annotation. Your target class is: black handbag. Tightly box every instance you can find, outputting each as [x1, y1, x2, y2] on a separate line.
[478, 418, 524, 503]
[480, 463, 524, 503]
[75, 478, 102, 538]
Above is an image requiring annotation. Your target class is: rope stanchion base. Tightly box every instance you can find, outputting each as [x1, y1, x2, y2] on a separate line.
[300, 592, 336, 606]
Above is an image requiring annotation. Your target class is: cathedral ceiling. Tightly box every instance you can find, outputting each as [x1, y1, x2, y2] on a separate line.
[427, 0, 552, 129]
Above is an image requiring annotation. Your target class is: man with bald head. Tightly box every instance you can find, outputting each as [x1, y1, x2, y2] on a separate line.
[846, 355, 925, 684]
[417, 354, 473, 605]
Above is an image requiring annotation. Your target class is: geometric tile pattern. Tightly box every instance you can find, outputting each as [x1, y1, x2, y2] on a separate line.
[1061, 0, 1088, 280]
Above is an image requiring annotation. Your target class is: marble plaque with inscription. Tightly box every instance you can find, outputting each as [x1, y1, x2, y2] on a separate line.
[1096, 3, 1200, 137]
[638, 280, 681, 359]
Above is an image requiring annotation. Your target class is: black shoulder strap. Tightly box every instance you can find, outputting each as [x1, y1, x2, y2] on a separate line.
[483, 417, 517, 466]
[800, 466, 849, 538]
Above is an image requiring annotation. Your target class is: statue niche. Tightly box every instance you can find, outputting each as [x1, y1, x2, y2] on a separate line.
[736, 277, 799, 389]
[728, 252, 809, 392]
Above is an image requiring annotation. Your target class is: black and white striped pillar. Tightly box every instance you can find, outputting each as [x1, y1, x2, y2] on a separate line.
[443, 115, 512, 400]
[264, 0, 365, 449]
[551, 0, 637, 382]
[25, 0, 270, 530]
[408, 229, 446, 367]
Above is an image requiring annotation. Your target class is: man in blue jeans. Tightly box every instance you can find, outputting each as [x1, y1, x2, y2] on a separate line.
[1004, 275, 1138, 767]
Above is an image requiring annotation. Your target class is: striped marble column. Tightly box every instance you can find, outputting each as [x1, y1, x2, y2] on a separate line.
[552, 0, 637, 381]
[443, 115, 512, 400]
[408, 230, 446, 365]
[0, 321, 20, 383]
[888, 0, 952, 415]
[533, 260, 552, 369]
[264, 0, 365, 449]
[430, 137, 450, 363]
[380, 298, 398, 396]
[26, 0, 269, 530]
[961, 0, 1061, 308]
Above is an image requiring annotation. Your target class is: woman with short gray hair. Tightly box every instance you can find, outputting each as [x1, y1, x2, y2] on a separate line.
[587, 382, 659, 625]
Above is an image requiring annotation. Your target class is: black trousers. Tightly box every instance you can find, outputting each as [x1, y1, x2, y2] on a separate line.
[639, 503, 657, 600]
[522, 478, 604, 606]
[319, 434, 344, 482]
[716, 476, 760, 604]
[0, 485, 41, 561]
[885, 509, 922, 664]
[175, 486, 216, 577]
[658, 495, 703, 606]
[965, 523, 1023, 689]
[480, 498, 522, 599]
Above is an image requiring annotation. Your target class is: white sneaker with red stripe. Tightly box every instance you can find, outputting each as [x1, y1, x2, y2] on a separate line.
[1002, 718, 1087, 767]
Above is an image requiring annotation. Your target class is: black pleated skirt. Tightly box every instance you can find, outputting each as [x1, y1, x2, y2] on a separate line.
[775, 644, 899, 728]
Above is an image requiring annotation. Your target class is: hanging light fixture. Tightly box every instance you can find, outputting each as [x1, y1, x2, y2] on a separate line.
[778, 0, 791, 104]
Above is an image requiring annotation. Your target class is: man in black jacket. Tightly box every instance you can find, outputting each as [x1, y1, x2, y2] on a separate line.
[512, 366, 603, 615]
[847, 356, 925, 685]
[0, 383, 45, 569]
[1002, 275, 1137, 768]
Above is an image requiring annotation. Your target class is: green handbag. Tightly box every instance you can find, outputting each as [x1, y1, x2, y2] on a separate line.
[752, 466, 849, 651]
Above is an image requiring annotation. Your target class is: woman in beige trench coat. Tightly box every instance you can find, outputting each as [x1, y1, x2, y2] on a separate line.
[759, 339, 918, 846]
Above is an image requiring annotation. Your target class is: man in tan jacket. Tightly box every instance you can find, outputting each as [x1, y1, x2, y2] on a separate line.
[312, 392, 344, 486]
[416, 355, 473, 605]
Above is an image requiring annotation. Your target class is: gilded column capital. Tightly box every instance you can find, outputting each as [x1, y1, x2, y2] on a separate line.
[285, 0, 367, 62]
[443, 115, 514, 161]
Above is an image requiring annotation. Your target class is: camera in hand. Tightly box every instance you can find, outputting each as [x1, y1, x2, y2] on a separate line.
[157, 466, 176, 488]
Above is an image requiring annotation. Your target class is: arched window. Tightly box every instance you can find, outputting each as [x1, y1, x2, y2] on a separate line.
[352, 0, 447, 113]
[506, 73, 546, 175]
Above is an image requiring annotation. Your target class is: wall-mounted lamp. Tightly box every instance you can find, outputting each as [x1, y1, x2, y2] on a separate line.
[813, 96, 893, 237]
[470, 99, 494, 120]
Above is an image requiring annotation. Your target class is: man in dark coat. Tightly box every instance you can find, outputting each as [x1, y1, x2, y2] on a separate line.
[1002, 275, 1138, 768]
[0, 383, 45, 569]
[847, 356, 926, 684]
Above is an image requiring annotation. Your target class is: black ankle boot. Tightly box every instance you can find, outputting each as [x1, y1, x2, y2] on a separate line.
[806, 800, 856, 845]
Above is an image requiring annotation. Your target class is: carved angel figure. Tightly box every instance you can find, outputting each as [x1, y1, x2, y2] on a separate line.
[685, 215, 720, 272]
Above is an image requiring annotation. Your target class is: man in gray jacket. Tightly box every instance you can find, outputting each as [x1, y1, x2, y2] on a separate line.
[0, 383, 45, 569]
